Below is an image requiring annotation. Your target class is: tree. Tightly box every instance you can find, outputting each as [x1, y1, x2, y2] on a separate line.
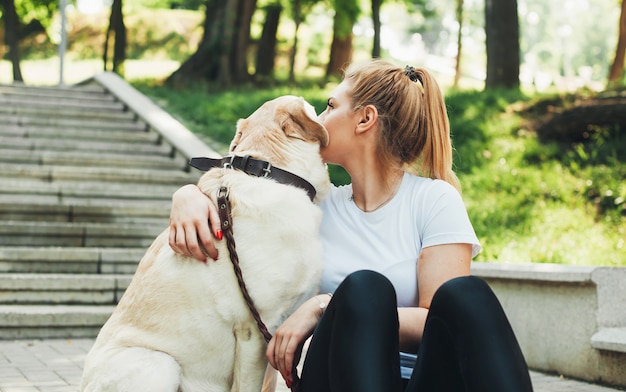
[326, 0, 360, 79]
[167, 0, 256, 87]
[287, 0, 319, 84]
[1, 0, 24, 81]
[255, 3, 281, 79]
[371, 0, 382, 58]
[453, 0, 463, 88]
[608, 0, 626, 87]
[484, 0, 519, 89]
[103, 0, 127, 75]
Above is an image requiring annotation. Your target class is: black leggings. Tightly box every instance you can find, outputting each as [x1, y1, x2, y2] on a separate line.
[299, 270, 533, 392]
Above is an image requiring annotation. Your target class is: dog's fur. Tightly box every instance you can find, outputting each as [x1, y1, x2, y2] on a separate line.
[80, 96, 330, 392]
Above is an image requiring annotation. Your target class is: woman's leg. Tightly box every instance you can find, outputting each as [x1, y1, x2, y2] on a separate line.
[405, 276, 533, 392]
[300, 270, 402, 392]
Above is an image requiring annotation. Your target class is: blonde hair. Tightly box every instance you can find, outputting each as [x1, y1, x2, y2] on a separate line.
[342, 60, 461, 193]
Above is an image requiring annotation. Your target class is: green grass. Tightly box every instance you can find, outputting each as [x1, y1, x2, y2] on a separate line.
[134, 81, 625, 266]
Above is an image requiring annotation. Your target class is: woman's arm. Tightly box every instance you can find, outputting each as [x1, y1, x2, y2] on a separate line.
[266, 294, 330, 387]
[398, 243, 472, 352]
[168, 184, 223, 262]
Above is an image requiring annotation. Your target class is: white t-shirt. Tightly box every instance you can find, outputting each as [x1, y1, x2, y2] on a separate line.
[318, 172, 481, 307]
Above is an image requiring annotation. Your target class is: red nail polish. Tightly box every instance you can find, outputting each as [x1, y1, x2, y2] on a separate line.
[286, 369, 290, 376]
[286, 380, 292, 388]
[216, 230, 223, 240]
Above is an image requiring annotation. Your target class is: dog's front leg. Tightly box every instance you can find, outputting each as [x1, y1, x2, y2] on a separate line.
[231, 324, 268, 392]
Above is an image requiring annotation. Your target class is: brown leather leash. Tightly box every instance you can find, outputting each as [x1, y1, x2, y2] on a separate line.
[216, 186, 302, 392]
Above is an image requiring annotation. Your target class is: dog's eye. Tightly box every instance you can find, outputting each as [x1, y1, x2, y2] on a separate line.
[326, 98, 334, 109]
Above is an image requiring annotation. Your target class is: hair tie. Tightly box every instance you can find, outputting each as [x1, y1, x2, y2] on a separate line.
[404, 65, 421, 83]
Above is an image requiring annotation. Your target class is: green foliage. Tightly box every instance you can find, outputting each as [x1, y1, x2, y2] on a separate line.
[329, 0, 360, 38]
[14, 0, 57, 28]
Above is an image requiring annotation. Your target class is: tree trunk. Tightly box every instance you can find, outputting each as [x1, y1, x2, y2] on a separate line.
[1, 0, 23, 82]
[103, 18, 111, 70]
[232, 0, 256, 83]
[326, 33, 352, 80]
[288, 0, 301, 84]
[608, 0, 626, 86]
[112, 0, 126, 74]
[485, 0, 519, 90]
[167, 0, 255, 87]
[453, 0, 464, 88]
[0, 21, 4, 64]
[371, 0, 382, 58]
[103, 0, 126, 75]
[255, 4, 281, 78]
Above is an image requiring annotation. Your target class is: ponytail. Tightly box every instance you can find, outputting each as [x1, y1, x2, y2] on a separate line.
[414, 69, 461, 193]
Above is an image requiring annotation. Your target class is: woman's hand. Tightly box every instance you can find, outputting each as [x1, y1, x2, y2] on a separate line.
[266, 296, 325, 387]
[168, 184, 222, 262]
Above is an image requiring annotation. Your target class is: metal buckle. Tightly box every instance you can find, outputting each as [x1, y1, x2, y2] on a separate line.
[262, 161, 272, 178]
[221, 155, 236, 174]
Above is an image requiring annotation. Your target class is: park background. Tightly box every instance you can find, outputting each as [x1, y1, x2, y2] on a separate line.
[1, 0, 624, 266]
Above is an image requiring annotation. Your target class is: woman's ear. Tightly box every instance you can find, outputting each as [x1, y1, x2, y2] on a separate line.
[355, 104, 378, 135]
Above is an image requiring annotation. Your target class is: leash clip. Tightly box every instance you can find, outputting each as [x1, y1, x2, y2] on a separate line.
[221, 155, 236, 174]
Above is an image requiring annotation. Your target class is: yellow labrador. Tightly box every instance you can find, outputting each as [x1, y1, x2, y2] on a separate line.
[81, 96, 330, 392]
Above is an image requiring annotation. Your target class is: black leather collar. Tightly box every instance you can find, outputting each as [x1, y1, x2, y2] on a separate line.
[189, 155, 316, 202]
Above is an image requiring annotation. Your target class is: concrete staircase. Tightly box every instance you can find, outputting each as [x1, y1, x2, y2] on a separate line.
[0, 73, 218, 339]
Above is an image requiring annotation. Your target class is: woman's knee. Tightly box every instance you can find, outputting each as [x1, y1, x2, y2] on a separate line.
[334, 270, 397, 315]
[431, 276, 501, 318]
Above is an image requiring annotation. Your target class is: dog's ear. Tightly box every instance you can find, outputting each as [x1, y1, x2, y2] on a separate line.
[279, 97, 329, 147]
[229, 119, 246, 152]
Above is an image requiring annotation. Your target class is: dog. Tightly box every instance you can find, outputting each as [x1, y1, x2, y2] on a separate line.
[81, 95, 331, 392]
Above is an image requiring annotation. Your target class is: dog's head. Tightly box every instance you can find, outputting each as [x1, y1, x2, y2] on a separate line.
[229, 95, 331, 203]
[229, 95, 329, 153]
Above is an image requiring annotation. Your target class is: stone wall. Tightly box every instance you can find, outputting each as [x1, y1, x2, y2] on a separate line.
[472, 263, 626, 388]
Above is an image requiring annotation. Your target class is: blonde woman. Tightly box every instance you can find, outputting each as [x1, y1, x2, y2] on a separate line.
[169, 60, 533, 392]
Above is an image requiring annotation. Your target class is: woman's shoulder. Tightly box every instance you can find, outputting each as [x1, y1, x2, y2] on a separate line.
[401, 173, 460, 200]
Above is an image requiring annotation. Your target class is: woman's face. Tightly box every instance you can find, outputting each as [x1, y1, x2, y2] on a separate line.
[318, 81, 360, 165]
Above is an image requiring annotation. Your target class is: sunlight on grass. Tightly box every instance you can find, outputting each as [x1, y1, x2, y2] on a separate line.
[490, 206, 625, 266]
[0, 59, 180, 85]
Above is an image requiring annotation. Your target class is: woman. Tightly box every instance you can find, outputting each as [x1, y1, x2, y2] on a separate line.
[169, 60, 533, 392]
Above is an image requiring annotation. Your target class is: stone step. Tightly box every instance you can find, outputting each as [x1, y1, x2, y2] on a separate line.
[0, 177, 182, 200]
[0, 76, 217, 341]
[0, 83, 107, 98]
[0, 195, 172, 222]
[0, 163, 198, 185]
[0, 273, 131, 305]
[0, 95, 126, 112]
[0, 123, 157, 143]
[0, 246, 145, 274]
[0, 135, 176, 156]
[0, 304, 115, 339]
[0, 148, 187, 170]
[0, 220, 166, 247]
[0, 102, 137, 122]
[0, 114, 146, 132]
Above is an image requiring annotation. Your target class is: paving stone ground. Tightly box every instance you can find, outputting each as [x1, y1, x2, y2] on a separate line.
[0, 339, 622, 392]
